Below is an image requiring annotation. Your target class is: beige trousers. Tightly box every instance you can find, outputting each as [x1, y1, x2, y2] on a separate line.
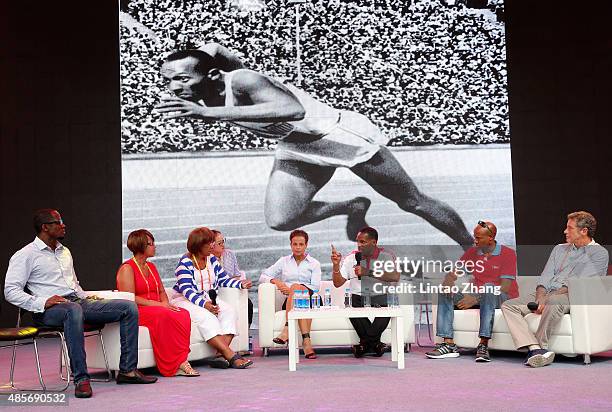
[501, 292, 570, 349]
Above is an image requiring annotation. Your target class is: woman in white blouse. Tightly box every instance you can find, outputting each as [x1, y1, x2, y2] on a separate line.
[259, 229, 321, 359]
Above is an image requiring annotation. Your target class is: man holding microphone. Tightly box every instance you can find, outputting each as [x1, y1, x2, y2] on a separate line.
[331, 227, 399, 358]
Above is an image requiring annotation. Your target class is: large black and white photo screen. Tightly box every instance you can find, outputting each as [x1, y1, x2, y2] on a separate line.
[120, 0, 514, 315]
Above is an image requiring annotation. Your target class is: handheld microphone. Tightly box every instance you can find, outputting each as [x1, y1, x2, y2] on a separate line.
[527, 301, 538, 312]
[209, 289, 217, 306]
[355, 252, 362, 266]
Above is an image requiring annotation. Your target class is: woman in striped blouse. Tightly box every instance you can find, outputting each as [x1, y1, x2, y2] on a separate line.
[169, 227, 253, 369]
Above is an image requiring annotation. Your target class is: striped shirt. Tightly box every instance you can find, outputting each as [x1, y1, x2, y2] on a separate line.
[173, 254, 241, 308]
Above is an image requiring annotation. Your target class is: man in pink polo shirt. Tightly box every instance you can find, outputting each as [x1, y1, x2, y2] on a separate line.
[426, 221, 518, 362]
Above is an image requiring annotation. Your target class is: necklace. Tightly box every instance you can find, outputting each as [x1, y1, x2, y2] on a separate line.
[192, 255, 212, 292]
[132, 257, 160, 300]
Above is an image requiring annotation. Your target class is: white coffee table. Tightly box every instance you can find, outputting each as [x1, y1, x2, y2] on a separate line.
[287, 307, 405, 371]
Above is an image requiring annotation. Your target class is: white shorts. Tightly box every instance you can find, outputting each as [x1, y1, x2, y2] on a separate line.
[170, 293, 237, 341]
[275, 110, 388, 168]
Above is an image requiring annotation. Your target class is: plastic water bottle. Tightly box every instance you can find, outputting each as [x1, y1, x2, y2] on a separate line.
[324, 288, 332, 308]
[386, 292, 395, 308]
[362, 286, 371, 308]
[311, 290, 320, 310]
[293, 290, 302, 311]
[344, 288, 352, 308]
[301, 290, 309, 310]
[299, 290, 307, 311]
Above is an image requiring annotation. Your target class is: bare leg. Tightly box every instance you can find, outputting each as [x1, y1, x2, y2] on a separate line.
[287, 284, 315, 357]
[276, 284, 303, 342]
[350, 147, 472, 246]
[298, 319, 313, 334]
[222, 334, 233, 347]
[276, 285, 300, 342]
[265, 158, 371, 239]
[299, 319, 315, 357]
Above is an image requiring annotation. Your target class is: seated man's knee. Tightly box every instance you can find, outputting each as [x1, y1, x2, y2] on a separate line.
[64, 302, 84, 322]
[122, 300, 139, 317]
[479, 291, 497, 305]
[501, 300, 510, 310]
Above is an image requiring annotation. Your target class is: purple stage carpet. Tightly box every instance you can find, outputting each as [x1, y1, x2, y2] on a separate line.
[2, 330, 612, 411]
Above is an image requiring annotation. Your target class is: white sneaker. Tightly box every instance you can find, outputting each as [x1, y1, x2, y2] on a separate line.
[526, 349, 555, 367]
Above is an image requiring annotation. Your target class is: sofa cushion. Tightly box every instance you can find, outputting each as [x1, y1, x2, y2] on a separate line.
[138, 326, 151, 350]
[452, 309, 573, 335]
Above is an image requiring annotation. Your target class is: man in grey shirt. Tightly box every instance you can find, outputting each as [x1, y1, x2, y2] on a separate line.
[502, 211, 609, 367]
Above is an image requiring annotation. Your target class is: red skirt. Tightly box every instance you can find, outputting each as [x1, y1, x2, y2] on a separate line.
[138, 305, 191, 376]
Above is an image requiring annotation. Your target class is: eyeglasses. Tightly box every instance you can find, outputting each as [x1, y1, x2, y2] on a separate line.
[43, 219, 64, 226]
[478, 220, 494, 236]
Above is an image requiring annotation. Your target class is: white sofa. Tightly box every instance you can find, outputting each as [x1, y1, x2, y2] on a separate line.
[258, 280, 415, 355]
[85, 288, 249, 372]
[431, 276, 612, 364]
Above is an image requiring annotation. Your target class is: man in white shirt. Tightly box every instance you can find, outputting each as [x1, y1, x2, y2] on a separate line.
[4, 209, 157, 398]
[331, 226, 400, 357]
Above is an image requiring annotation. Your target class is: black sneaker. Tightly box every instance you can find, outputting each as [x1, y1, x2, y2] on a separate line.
[425, 343, 460, 359]
[525, 348, 555, 367]
[475, 343, 491, 362]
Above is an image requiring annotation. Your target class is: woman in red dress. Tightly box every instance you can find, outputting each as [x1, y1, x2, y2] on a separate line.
[117, 229, 199, 377]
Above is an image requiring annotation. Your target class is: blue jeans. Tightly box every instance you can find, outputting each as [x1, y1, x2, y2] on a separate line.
[33, 294, 139, 383]
[436, 287, 509, 340]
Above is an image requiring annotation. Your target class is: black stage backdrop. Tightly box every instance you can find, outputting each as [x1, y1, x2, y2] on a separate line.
[0, 0, 610, 327]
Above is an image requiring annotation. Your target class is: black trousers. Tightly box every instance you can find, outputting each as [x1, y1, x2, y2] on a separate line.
[248, 298, 253, 328]
[350, 294, 390, 346]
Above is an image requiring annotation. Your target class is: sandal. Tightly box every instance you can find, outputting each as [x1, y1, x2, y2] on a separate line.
[302, 333, 317, 359]
[228, 353, 253, 369]
[175, 361, 200, 377]
[273, 323, 289, 345]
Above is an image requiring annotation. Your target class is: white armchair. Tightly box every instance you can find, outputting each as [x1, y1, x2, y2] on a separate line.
[258, 280, 415, 355]
[431, 276, 612, 364]
[85, 287, 249, 372]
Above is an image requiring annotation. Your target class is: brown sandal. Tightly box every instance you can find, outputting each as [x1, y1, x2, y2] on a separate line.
[273, 323, 289, 345]
[302, 333, 317, 359]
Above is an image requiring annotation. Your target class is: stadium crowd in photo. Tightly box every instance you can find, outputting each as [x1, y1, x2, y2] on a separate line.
[120, 0, 509, 153]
